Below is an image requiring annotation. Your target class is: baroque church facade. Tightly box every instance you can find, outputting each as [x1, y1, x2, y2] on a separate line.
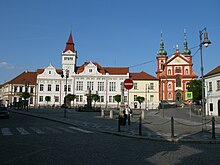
[156, 33, 198, 102]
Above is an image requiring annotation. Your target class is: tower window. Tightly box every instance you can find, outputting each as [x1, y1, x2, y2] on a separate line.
[176, 78, 181, 87]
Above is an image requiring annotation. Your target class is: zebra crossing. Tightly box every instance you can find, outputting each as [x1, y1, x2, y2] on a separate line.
[0, 126, 93, 136]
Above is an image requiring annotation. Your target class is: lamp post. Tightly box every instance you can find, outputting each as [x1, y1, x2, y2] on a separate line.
[199, 28, 211, 131]
[61, 69, 69, 118]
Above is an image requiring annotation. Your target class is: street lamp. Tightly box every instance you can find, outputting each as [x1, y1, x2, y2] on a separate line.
[61, 69, 69, 118]
[199, 28, 211, 131]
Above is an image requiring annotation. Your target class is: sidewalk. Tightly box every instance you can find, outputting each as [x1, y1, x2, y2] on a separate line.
[11, 108, 220, 143]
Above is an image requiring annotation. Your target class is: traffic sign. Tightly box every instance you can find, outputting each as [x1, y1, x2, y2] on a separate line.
[124, 79, 134, 90]
[186, 92, 193, 100]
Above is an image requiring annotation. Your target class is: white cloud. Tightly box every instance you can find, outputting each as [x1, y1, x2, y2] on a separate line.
[0, 62, 8, 67]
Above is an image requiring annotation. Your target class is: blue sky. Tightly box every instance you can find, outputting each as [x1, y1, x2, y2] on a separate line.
[0, 0, 220, 84]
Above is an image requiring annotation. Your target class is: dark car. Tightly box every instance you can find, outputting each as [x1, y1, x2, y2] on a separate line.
[0, 107, 9, 119]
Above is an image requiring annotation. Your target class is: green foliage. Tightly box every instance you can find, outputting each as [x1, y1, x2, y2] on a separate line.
[136, 96, 145, 109]
[45, 96, 51, 102]
[20, 92, 30, 100]
[114, 95, 121, 109]
[65, 94, 76, 108]
[91, 94, 100, 107]
[187, 79, 202, 103]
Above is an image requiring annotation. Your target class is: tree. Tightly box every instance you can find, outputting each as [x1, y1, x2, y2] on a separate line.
[136, 96, 145, 109]
[91, 94, 100, 107]
[45, 96, 51, 105]
[65, 94, 76, 108]
[187, 79, 202, 103]
[21, 92, 30, 100]
[20, 92, 30, 109]
[114, 95, 121, 110]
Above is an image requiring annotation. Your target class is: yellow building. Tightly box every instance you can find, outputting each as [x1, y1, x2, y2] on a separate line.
[129, 71, 159, 110]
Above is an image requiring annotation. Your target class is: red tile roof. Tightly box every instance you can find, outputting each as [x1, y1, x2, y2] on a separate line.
[63, 32, 75, 53]
[204, 65, 220, 77]
[130, 71, 158, 80]
[5, 71, 37, 85]
[76, 62, 129, 75]
[37, 69, 63, 75]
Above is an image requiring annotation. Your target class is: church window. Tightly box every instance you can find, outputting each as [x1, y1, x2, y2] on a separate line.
[168, 93, 172, 99]
[168, 69, 171, 75]
[168, 84, 172, 90]
[176, 78, 181, 87]
[185, 69, 189, 75]
[175, 67, 181, 73]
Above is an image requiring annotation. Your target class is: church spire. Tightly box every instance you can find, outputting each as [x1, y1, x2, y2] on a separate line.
[157, 31, 167, 56]
[63, 32, 75, 53]
[181, 29, 191, 56]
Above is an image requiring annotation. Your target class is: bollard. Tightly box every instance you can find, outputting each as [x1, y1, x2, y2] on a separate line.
[110, 110, 113, 119]
[141, 110, 145, 120]
[101, 109, 105, 118]
[118, 115, 121, 132]
[212, 117, 216, 139]
[139, 116, 142, 136]
[171, 116, 174, 139]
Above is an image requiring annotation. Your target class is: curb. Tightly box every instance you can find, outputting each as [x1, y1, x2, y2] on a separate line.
[12, 110, 220, 144]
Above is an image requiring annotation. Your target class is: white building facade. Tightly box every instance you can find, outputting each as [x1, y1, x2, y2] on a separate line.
[204, 65, 220, 116]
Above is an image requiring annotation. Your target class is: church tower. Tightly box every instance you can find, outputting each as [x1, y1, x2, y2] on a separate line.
[62, 32, 77, 73]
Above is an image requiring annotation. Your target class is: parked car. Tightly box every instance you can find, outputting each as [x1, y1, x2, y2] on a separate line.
[0, 106, 9, 119]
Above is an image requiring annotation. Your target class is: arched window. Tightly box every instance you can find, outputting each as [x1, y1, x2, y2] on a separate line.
[168, 93, 172, 99]
[168, 84, 172, 90]
[176, 78, 181, 87]
[168, 69, 171, 75]
[185, 69, 189, 75]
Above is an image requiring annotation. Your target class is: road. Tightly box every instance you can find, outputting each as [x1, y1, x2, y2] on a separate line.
[1, 112, 220, 165]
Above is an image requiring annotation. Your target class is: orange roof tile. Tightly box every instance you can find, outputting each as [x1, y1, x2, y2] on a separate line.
[130, 71, 157, 80]
[6, 71, 37, 85]
[63, 32, 75, 53]
[204, 65, 220, 77]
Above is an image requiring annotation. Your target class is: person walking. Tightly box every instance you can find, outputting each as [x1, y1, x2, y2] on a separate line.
[124, 105, 131, 125]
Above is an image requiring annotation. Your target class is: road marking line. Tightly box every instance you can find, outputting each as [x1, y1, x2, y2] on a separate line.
[57, 127, 76, 134]
[30, 127, 45, 134]
[1, 128, 13, 135]
[16, 127, 30, 135]
[69, 126, 93, 134]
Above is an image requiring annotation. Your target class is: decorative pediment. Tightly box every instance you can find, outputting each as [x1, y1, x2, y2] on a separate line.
[38, 64, 61, 78]
[78, 62, 102, 76]
[167, 55, 189, 65]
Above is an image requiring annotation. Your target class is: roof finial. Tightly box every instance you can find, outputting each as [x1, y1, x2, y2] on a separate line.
[176, 44, 179, 52]
[182, 29, 191, 56]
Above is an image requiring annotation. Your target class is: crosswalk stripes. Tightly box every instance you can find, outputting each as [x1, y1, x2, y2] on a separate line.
[0, 126, 93, 136]
[16, 127, 30, 135]
[1, 128, 13, 136]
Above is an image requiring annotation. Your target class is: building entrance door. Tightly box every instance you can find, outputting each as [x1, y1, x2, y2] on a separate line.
[176, 92, 182, 102]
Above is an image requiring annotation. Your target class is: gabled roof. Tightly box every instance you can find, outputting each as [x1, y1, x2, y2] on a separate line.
[76, 62, 129, 75]
[204, 65, 220, 77]
[63, 32, 75, 53]
[166, 51, 189, 65]
[37, 69, 62, 75]
[4, 71, 37, 85]
[130, 71, 158, 80]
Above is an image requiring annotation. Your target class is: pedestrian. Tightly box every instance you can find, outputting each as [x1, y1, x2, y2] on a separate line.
[124, 105, 131, 125]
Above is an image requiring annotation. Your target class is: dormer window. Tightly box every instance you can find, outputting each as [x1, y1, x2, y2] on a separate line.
[49, 71, 51, 74]
[89, 69, 92, 73]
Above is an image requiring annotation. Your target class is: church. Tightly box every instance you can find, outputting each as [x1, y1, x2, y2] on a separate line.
[156, 32, 198, 102]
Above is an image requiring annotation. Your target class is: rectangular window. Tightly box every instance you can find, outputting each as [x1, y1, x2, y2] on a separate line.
[87, 81, 94, 91]
[209, 82, 212, 91]
[134, 83, 137, 90]
[68, 85, 71, 92]
[76, 81, 83, 91]
[109, 96, 113, 103]
[98, 82, 104, 91]
[109, 82, 116, 91]
[19, 86, 23, 93]
[14, 86, 18, 92]
[217, 80, 220, 90]
[150, 95, 154, 102]
[54, 96, 59, 102]
[124, 96, 127, 102]
[30, 87, 34, 93]
[64, 85, 67, 92]
[56, 85, 59, 91]
[134, 95, 137, 101]
[48, 84, 51, 91]
[149, 83, 154, 90]
[39, 96, 43, 102]
[76, 95, 83, 102]
[40, 84, 44, 91]
[100, 96, 104, 102]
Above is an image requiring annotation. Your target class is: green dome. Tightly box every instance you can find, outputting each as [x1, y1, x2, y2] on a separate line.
[182, 31, 191, 56]
[157, 34, 167, 56]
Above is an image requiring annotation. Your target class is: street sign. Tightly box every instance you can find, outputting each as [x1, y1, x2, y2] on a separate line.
[186, 92, 193, 100]
[124, 79, 134, 90]
[186, 100, 193, 105]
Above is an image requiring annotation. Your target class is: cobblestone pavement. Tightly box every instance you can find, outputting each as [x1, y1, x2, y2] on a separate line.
[11, 108, 220, 143]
